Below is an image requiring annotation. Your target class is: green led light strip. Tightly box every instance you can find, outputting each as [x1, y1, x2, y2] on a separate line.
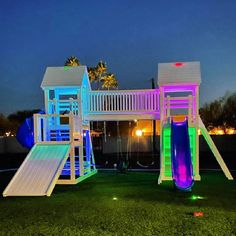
[163, 127, 197, 177]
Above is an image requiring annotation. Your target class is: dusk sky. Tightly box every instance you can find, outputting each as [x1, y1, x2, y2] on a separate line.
[1, 0, 236, 115]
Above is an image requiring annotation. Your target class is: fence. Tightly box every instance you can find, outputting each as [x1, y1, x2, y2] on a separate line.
[88, 89, 160, 114]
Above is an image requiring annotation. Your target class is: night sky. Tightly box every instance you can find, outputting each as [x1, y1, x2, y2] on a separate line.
[1, 0, 236, 115]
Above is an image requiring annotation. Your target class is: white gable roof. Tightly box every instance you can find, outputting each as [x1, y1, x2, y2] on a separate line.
[41, 66, 89, 89]
[158, 61, 201, 86]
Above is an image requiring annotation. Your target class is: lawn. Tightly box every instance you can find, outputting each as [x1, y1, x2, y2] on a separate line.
[0, 170, 236, 236]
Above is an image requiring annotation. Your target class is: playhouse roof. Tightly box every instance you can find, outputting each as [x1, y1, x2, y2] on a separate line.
[157, 61, 201, 86]
[41, 66, 89, 89]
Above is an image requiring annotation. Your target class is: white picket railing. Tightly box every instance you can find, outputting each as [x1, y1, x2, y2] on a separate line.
[88, 89, 160, 114]
[164, 95, 195, 124]
[48, 99, 79, 116]
[33, 114, 77, 143]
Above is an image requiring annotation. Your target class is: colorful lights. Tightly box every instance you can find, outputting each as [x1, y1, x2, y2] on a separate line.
[227, 128, 235, 135]
[193, 212, 204, 217]
[171, 120, 194, 190]
[64, 66, 71, 71]
[135, 130, 143, 137]
[174, 62, 184, 67]
[163, 127, 197, 177]
[5, 131, 11, 137]
[208, 127, 235, 135]
[190, 195, 205, 200]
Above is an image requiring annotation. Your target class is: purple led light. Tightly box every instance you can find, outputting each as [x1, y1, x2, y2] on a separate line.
[162, 83, 198, 92]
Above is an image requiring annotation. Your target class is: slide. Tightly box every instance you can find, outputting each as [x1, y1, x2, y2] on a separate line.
[3, 143, 70, 197]
[171, 119, 194, 191]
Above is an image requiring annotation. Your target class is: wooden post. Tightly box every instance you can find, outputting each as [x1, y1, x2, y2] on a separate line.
[167, 95, 170, 118]
[69, 112, 75, 180]
[188, 95, 193, 124]
[44, 89, 49, 114]
[195, 86, 200, 180]
[33, 114, 38, 143]
[158, 87, 164, 184]
[151, 79, 157, 153]
[77, 89, 84, 177]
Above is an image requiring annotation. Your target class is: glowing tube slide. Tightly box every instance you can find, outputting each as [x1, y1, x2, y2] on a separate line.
[171, 119, 194, 191]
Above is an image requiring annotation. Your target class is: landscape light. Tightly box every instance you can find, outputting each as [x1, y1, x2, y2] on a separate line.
[135, 130, 143, 137]
[113, 197, 118, 201]
[190, 195, 206, 200]
[227, 128, 235, 135]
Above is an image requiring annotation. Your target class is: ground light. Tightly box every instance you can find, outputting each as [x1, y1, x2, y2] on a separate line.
[193, 212, 204, 217]
[190, 195, 206, 217]
[112, 197, 118, 201]
[190, 195, 206, 200]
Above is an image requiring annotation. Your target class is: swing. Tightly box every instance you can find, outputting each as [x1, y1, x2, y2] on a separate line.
[135, 121, 155, 168]
[116, 121, 129, 172]
[124, 121, 132, 169]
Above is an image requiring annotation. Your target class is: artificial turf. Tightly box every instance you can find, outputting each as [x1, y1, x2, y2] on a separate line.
[0, 170, 236, 236]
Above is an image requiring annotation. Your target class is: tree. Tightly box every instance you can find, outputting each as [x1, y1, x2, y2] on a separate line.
[8, 110, 40, 124]
[200, 92, 236, 133]
[64, 57, 118, 90]
[87, 67, 96, 84]
[222, 92, 236, 128]
[0, 114, 10, 136]
[200, 100, 223, 129]
[88, 61, 118, 90]
[101, 73, 118, 90]
[7, 110, 41, 135]
[88, 61, 107, 90]
[64, 56, 80, 66]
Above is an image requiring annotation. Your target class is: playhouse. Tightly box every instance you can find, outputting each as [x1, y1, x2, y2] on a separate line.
[3, 62, 233, 196]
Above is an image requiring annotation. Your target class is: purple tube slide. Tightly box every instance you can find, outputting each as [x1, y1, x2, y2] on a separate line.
[171, 119, 194, 191]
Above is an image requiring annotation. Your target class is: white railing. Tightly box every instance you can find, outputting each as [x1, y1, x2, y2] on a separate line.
[33, 114, 79, 143]
[164, 95, 195, 124]
[88, 89, 160, 114]
[48, 99, 79, 116]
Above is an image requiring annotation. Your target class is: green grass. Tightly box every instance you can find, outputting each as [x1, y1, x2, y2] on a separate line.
[0, 171, 236, 236]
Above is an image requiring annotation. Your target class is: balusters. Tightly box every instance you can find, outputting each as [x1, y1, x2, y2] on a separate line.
[87, 89, 161, 114]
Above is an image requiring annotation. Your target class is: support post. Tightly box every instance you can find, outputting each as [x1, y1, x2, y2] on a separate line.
[195, 87, 200, 180]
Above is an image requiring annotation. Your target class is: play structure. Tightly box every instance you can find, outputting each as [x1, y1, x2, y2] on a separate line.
[3, 61, 233, 196]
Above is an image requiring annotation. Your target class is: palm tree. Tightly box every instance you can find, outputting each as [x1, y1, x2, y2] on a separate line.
[88, 67, 96, 84]
[94, 61, 107, 90]
[64, 56, 80, 66]
[101, 73, 118, 90]
[87, 61, 107, 90]
[96, 61, 107, 74]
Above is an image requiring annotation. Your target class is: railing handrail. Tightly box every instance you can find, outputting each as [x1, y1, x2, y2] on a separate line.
[88, 89, 160, 113]
[89, 89, 159, 94]
[164, 95, 195, 124]
[34, 114, 71, 118]
[48, 99, 79, 103]
[164, 96, 194, 101]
